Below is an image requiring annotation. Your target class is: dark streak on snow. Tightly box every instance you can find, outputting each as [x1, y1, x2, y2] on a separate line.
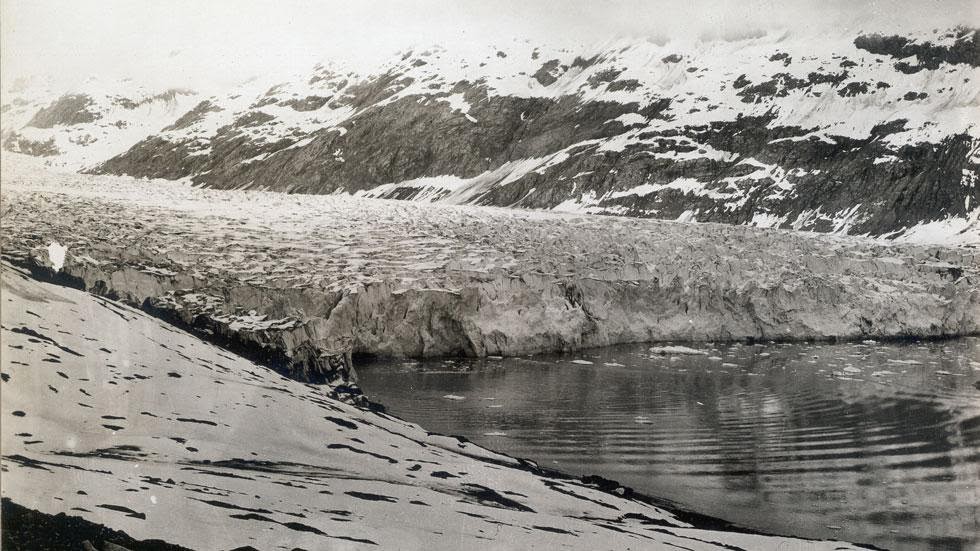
[344, 490, 398, 503]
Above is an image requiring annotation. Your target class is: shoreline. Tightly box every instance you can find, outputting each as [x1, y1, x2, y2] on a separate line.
[7, 252, 978, 387]
[0, 257, 954, 548]
[0, 263, 877, 550]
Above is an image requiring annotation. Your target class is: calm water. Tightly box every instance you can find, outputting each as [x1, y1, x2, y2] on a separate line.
[358, 337, 980, 551]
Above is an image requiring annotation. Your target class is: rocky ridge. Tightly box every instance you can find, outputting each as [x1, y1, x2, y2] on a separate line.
[71, 27, 980, 242]
[1, 76, 198, 170]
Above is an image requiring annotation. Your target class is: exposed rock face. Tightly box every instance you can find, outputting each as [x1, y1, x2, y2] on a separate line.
[0, 265, 874, 550]
[854, 26, 980, 72]
[0, 80, 198, 170]
[25, 94, 100, 128]
[2, 499, 191, 551]
[161, 100, 222, 132]
[79, 28, 980, 241]
[1, 135, 59, 156]
[3, 155, 977, 382]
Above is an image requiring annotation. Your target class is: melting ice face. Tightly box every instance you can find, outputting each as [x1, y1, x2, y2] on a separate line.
[47, 241, 66, 271]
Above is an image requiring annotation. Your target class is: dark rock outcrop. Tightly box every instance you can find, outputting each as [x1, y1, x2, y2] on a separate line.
[162, 100, 223, 132]
[26, 94, 99, 128]
[2, 135, 60, 156]
[854, 26, 980, 70]
[1, 499, 192, 551]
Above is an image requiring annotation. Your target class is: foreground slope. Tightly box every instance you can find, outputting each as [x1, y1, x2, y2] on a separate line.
[87, 28, 980, 240]
[0, 264, 869, 550]
[1, 154, 977, 381]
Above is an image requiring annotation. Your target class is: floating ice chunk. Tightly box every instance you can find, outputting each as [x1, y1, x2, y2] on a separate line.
[483, 431, 507, 436]
[442, 394, 465, 400]
[649, 346, 707, 356]
[47, 241, 67, 272]
[571, 359, 594, 365]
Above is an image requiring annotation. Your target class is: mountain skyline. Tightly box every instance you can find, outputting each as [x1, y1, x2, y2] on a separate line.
[2, 0, 978, 94]
[3, 24, 977, 243]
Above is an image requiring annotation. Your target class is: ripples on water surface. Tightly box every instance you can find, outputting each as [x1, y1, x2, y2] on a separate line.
[359, 337, 980, 551]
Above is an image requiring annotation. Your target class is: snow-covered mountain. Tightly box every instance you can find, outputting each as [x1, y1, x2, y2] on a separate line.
[5, 27, 979, 241]
[0, 76, 198, 170]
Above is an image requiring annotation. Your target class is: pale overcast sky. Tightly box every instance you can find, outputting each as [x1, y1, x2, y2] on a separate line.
[2, 0, 977, 93]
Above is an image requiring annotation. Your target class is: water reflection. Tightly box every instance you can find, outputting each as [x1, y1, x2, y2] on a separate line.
[358, 337, 980, 550]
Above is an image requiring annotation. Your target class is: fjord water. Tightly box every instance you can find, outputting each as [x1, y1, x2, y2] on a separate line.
[358, 337, 980, 550]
